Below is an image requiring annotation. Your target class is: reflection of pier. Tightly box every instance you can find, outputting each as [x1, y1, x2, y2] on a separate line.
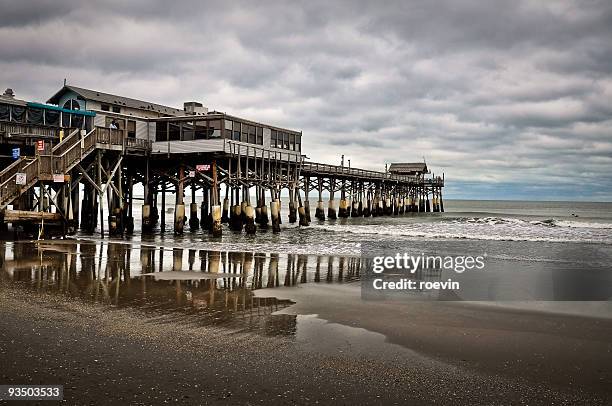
[0, 241, 361, 334]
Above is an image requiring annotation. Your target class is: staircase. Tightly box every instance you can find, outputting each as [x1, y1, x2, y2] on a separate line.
[0, 127, 131, 211]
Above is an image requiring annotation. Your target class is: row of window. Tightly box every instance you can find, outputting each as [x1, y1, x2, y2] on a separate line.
[101, 104, 121, 113]
[271, 129, 301, 151]
[154, 118, 301, 151]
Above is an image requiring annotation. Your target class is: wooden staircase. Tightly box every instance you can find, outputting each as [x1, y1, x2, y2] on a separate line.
[0, 127, 137, 211]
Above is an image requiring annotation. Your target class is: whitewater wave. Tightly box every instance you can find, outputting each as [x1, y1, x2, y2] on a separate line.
[309, 216, 612, 244]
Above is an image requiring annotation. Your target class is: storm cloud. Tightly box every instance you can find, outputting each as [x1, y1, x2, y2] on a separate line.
[1, 0, 611, 200]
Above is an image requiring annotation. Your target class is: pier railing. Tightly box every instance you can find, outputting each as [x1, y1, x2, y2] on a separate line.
[0, 120, 60, 138]
[300, 162, 444, 187]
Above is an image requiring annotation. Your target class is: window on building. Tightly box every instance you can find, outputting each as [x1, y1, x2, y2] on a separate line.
[127, 120, 136, 138]
[156, 121, 168, 141]
[168, 122, 181, 141]
[241, 124, 248, 142]
[256, 127, 263, 145]
[224, 120, 233, 138]
[233, 122, 241, 141]
[182, 122, 194, 140]
[72, 114, 84, 129]
[211, 120, 222, 138]
[63, 100, 81, 111]
[194, 121, 207, 139]
[112, 106, 121, 113]
[271, 130, 277, 148]
[101, 104, 110, 111]
[247, 125, 256, 144]
[289, 133, 295, 151]
[295, 134, 301, 151]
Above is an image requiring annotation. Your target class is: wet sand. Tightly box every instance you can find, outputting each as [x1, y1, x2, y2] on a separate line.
[1, 285, 610, 405]
[1, 239, 611, 404]
[267, 284, 612, 399]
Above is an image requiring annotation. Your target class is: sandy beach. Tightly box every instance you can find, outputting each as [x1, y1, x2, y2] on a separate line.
[1, 276, 610, 405]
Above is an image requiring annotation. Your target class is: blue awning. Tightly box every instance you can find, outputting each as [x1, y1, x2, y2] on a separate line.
[26, 102, 96, 117]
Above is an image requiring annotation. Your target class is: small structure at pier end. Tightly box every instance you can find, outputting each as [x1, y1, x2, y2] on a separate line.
[0, 84, 444, 239]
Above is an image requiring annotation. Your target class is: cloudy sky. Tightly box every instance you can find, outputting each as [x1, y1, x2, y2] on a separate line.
[1, 0, 611, 200]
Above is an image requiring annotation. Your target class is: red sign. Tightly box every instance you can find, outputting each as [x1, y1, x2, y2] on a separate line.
[37, 140, 45, 151]
[196, 164, 211, 171]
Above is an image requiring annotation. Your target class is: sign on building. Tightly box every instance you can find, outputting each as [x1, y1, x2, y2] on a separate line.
[188, 170, 196, 178]
[37, 140, 45, 151]
[15, 173, 26, 185]
[11, 148, 20, 160]
[53, 174, 65, 183]
[196, 164, 211, 171]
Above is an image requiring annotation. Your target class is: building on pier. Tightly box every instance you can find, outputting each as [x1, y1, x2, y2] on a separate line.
[388, 162, 429, 177]
[0, 83, 444, 239]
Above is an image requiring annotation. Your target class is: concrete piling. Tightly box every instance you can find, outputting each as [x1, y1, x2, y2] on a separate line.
[328, 199, 337, 220]
[338, 198, 348, 218]
[222, 187, 230, 224]
[174, 203, 185, 235]
[315, 200, 325, 220]
[270, 200, 281, 233]
[211, 205, 222, 237]
[244, 205, 256, 234]
[288, 188, 297, 223]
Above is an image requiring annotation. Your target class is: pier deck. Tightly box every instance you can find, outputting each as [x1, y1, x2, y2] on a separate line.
[0, 113, 444, 238]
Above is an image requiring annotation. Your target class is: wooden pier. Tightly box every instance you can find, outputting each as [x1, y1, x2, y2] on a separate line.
[0, 86, 444, 239]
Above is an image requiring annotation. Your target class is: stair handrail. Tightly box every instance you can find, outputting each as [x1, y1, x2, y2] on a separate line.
[51, 128, 81, 154]
[56, 128, 96, 158]
[52, 128, 96, 174]
[0, 157, 26, 185]
[0, 158, 38, 205]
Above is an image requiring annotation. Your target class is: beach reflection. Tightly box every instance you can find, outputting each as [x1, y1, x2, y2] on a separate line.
[0, 241, 361, 337]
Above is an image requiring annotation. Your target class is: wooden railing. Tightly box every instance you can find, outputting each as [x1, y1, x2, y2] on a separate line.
[95, 127, 125, 145]
[53, 128, 97, 173]
[302, 162, 444, 186]
[302, 162, 389, 179]
[0, 157, 27, 186]
[51, 128, 81, 155]
[0, 121, 60, 138]
[124, 137, 151, 150]
[0, 158, 38, 208]
[0, 126, 136, 209]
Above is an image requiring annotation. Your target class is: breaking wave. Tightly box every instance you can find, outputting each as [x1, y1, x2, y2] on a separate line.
[309, 216, 612, 244]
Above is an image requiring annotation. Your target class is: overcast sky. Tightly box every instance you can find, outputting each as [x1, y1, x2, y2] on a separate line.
[1, 0, 611, 200]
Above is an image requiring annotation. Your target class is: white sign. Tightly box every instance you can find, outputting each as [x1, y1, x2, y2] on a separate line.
[188, 170, 196, 178]
[196, 164, 211, 171]
[53, 174, 65, 183]
[15, 172, 26, 185]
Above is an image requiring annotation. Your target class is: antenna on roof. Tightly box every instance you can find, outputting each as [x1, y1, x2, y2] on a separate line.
[63, 78, 67, 86]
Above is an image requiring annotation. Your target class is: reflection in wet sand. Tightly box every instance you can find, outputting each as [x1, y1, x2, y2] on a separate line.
[0, 241, 361, 337]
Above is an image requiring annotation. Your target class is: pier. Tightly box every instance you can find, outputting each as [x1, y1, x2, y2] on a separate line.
[0, 85, 444, 239]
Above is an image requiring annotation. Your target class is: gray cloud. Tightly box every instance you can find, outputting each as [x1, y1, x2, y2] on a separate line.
[0, 0, 611, 200]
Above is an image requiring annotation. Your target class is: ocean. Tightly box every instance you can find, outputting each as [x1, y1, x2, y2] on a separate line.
[2, 198, 610, 309]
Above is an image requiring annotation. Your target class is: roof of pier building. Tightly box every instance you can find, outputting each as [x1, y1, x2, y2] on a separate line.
[388, 162, 429, 175]
[47, 85, 184, 117]
[0, 88, 27, 107]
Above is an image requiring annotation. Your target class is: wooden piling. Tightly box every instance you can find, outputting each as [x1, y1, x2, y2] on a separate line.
[211, 159, 222, 237]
